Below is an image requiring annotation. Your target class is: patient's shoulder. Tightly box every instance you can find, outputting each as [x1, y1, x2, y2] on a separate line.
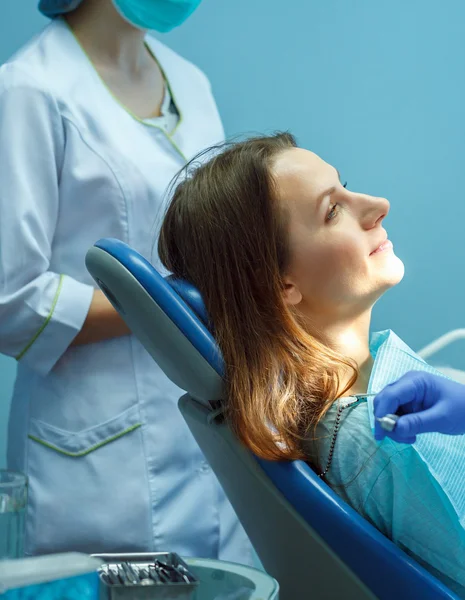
[303, 400, 408, 508]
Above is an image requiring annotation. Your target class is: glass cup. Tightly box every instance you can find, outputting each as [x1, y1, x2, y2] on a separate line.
[0, 470, 27, 559]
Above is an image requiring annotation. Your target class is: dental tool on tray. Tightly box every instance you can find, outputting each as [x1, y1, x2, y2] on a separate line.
[99, 559, 193, 586]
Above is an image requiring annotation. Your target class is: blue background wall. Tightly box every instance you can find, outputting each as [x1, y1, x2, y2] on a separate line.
[1, 0, 465, 466]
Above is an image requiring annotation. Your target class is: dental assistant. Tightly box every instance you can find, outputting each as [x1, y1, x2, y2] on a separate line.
[374, 371, 465, 443]
[0, 0, 251, 561]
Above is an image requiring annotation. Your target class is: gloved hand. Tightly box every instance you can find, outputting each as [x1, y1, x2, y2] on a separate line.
[374, 370, 465, 443]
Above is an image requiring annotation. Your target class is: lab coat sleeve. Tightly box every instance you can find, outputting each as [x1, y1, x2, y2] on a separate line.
[363, 444, 465, 593]
[0, 66, 94, 375]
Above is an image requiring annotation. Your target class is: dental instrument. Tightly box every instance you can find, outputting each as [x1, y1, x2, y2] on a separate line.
[376, 414, 399, 432]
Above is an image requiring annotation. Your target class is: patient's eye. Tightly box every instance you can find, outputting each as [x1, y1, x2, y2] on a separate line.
[326, 176, 346, 221]
[327, 203, 339, 221]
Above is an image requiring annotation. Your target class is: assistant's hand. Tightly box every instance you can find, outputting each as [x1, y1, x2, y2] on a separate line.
[374, 370, 465, 443]
[71, 290, 131, 346]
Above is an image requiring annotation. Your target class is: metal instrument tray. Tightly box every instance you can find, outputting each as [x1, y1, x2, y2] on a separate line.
[92, 552, 199, 600]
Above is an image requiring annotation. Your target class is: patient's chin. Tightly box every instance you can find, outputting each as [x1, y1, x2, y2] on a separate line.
[381, 254, 405, 287]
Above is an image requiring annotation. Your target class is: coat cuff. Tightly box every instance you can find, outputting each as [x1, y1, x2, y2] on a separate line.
[17, 275, 94, 376]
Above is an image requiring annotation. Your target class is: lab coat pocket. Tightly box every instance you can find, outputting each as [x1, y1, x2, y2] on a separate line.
[26, 404, 153, 556]
[28, 404, 142, 457]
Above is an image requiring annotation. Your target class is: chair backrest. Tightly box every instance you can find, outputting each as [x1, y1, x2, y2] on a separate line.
[85, 238, 459, 600]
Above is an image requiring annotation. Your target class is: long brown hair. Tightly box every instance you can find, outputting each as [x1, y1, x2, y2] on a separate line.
[158, 133, 358, 462]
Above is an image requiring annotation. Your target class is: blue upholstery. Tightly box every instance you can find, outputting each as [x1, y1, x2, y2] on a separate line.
[89, 238, 459, 600]
[94, 238, 223, 377]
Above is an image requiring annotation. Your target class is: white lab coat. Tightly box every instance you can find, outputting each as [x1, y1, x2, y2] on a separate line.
[0, 17, 252, 563]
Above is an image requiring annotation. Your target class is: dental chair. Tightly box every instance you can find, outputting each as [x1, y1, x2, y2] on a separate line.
[85, 238, 459, 600]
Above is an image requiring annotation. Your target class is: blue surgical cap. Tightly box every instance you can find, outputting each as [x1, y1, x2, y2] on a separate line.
[38, 0, 84, 17]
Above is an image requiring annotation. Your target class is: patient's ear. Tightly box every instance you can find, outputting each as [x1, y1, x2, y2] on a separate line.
[282, 275, 302, 306]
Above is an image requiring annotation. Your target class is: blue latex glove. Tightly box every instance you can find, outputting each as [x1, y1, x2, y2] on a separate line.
[374, 370, 465, 443]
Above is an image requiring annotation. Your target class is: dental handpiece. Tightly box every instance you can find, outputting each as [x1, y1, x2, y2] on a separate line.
[376, 413, 399, 432]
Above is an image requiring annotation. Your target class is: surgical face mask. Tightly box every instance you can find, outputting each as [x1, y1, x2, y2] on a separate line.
[112, 0, 202, 32]
[38, 0, 84, 17]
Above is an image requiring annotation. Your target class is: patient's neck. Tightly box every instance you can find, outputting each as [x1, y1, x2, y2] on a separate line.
[316, 311, 374, 396]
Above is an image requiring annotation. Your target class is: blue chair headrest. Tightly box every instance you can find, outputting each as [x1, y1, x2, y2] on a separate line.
[90, 238, 224, 382]
[165, 275, 211, 330]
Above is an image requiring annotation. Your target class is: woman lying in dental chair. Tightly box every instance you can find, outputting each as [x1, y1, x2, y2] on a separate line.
[158, 133, 465, 596]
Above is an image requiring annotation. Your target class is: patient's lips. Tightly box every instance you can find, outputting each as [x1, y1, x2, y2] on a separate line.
[370, 239, 393, 256]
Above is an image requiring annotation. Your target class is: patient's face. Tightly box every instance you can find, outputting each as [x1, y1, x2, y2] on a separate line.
[273, 148, 404, 320]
